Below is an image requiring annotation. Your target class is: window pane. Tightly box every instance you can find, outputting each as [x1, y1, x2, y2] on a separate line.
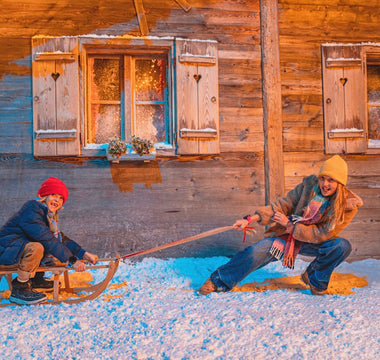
[89, 104, 120, 144]
[91, 58, 120, 101]
[135, 59, 166, 101]
[369, 108, 380, 140]
[367, 65, 380, 140]
[135, 105, 165, 142]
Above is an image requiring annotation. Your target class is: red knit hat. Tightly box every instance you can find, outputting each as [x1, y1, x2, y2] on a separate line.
[38, 177, 69, 204]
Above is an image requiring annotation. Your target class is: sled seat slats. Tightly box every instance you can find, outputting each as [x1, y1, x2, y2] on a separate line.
[0, 259, 120, 306]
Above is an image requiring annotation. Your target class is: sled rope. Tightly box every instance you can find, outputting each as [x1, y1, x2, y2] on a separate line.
[118, 225, 255, 260]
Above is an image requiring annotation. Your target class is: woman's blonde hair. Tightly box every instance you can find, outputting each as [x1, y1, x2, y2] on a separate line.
[327, 183, 348, 230]
[314, 182, 347, 231]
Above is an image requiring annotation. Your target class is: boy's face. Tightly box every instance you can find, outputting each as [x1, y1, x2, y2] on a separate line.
[46, 194, 64, 213]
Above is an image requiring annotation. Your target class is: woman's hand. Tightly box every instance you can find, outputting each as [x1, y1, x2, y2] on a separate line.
[72, 260, 86, 272]
[233, 219, 250, 230]
[83, 252, 98, 264]
[272, 211, 289, 227]
[233, 214, 259, 230]
[272, 212, 294, 233]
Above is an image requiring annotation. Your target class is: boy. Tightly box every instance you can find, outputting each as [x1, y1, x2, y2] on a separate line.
[0, 177, 98, 305]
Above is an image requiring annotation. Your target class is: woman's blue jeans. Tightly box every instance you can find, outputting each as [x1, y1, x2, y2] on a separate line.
[211, 237, 352, 291]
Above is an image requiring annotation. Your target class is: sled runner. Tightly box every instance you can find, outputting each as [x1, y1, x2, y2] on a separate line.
[0, 225, 245, 306]
[0, 258, 120, 306]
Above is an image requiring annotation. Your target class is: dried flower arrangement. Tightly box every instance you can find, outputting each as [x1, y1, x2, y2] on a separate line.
[107, 136, 127, 158]
[130, 136, 153, 156]
[107, 135, 153, 159]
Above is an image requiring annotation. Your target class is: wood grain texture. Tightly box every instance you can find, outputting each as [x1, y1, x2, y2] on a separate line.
[0, 153, 266, 258]
[32, 37, 80, 156]
[261, 0, 285, 202]
[0, 0, 380, 259]
[175, 39, 219, 155]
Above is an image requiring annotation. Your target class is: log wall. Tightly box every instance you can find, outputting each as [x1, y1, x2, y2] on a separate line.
[0, 153, 265, 258]
[279, 0, 380, 259]
[0, 0, 379, 260]
[0, 1, 266, 258]
[0, 0, 264, 154]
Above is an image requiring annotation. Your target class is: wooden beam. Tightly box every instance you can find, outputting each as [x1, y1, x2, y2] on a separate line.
[180, 129, 218, 138]
[133, 0, 149, 36]
[260, 0, 284, 203]
[35, 129, 77, 140]
[175, 0, 192, 12]
[325, 58, 361, 68]
[328, 129, 364, 139]
[178, 54, 216, 65]
[34, 52, 75, 62]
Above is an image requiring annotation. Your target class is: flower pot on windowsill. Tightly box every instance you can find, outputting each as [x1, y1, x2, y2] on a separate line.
[106, 145, 156, 163]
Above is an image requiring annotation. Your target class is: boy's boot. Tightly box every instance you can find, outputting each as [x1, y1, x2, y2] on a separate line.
[31, 271, 54, 290]
[9, 278, 47, 305]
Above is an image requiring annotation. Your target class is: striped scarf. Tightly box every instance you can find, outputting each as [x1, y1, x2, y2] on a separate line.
[36, 197, 62, 242]
[36, 197, 63, 266]
[270, 190, 331, 269]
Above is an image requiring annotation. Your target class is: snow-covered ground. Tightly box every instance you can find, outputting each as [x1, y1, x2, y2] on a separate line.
[0, 256, 379, 360]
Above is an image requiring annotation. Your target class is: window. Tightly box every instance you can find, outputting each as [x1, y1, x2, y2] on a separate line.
[87, 54, 170, 146]
[32, 36, 219, 158]
[321, 43, 380, 154]
[366, 54, 380, 149]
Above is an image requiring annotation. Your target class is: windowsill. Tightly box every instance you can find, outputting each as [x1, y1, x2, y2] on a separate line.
[107, 151, 157, 163]
[81, 144, 176, 158]
[367, 139, 380, 153]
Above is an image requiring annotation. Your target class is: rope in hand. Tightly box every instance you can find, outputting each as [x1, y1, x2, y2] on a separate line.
[119, 225, 234, 260]
[115, 224, 256, 261]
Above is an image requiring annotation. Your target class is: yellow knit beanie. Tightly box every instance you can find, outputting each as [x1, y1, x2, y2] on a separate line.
[318, 155, 348, 186]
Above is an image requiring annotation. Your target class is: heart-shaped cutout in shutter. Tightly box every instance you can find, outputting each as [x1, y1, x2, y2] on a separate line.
[193, 74, 202, 83]
[339, 77, 348, 86]
[51, 72, 60, 81]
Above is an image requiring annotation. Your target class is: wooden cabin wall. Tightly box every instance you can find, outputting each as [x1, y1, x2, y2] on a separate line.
[0, 1, 266, 258]
[0, 153, 265, 258]
[278, 0, 380, 259]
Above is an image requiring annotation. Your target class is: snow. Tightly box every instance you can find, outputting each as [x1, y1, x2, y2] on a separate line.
[0, 257, 379, 359]
[325, 57, 361, 62]
[35, 129, 76, 134]
[369, 139, 380, 148]
[154, 142, 173, 150]
[84, 142, 173, 150]
[322, 42, 380, 46]
[180, 128, 217, 132]
[180, 53, 216, 58]
[34, 35, 217, 43]
[330, 128, 363, 133]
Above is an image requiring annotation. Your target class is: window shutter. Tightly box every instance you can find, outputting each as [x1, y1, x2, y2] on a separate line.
[32, 37, 80, 156]
[322, 45, 367, 154]
[175, 39, 219, 155]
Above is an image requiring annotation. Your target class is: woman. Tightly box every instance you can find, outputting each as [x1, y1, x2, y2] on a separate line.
[200, 155, 363, 296]
[0, 177, 98, 305]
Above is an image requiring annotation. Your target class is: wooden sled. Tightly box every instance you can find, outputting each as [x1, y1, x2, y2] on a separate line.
[0, 258, 120, 306]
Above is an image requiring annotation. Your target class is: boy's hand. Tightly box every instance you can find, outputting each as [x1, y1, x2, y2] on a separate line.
[83, 252, 98, 264]
[72, 260, 86, 272]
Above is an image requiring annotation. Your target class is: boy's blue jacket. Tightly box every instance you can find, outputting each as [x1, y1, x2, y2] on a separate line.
[0, 200, 85, 265]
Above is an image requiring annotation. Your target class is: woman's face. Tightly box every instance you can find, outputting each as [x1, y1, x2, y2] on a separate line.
[318, 175, 338, 197]
[46, 194, 64, 213]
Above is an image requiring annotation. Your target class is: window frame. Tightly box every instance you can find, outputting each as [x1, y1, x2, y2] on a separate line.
[80, 39, 176, 157]
[363, 45, 380, 154]
[31, 35, 220, 158]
